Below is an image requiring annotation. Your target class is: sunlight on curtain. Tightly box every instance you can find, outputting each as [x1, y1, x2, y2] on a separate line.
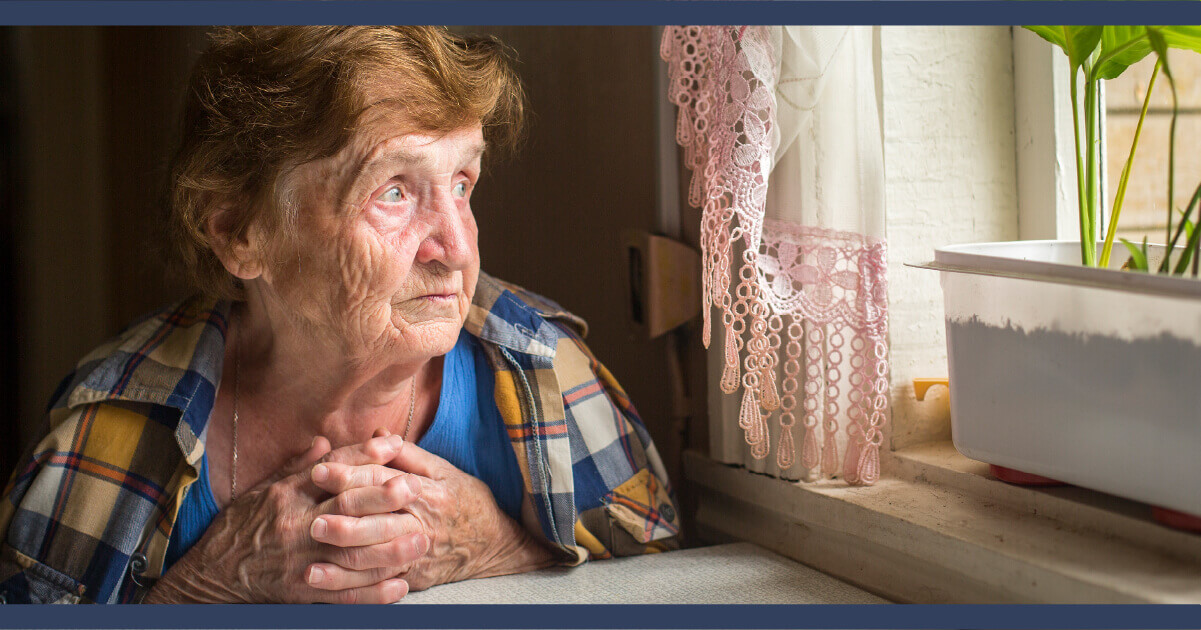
[662, 26, 889, 484]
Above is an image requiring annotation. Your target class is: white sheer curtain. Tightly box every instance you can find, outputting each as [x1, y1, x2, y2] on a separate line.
[663, 26, 888, 484]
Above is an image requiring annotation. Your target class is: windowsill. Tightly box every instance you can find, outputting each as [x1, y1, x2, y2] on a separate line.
[684, 442, 1201, 603]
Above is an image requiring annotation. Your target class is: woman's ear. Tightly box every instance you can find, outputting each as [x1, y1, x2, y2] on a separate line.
[205, 203, 265, 281]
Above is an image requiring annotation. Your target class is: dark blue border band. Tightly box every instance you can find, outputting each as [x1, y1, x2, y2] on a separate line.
[2, 604, 1201, 629]
[1, 1, 1201, 26]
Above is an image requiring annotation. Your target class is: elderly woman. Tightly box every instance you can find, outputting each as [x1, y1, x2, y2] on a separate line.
[0, 26, 679, 604]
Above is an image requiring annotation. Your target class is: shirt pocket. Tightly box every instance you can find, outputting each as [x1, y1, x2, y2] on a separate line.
[603, 468, 681, 544]
[0, 543, 85, 604]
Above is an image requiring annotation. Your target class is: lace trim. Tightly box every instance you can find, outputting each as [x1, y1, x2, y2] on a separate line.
[662, 26, 889, 485]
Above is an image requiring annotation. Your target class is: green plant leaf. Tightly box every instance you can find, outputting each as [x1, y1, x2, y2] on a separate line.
[1121, 237, 1149, 272]
[1147, 28, 1174, 82]
[1025, 26, 1102, 70]
[1160, 25, 1201, 56]
[1093, 26, 1151, 80]
[1173, 190, 1201, 275]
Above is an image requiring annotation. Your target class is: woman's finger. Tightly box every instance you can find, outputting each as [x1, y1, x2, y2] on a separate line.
[321, 435, 406, 468]
[387, 440, 445, 479]
[305, 564, 397, 591]
[326, 532, 431, 571]
[311, 462, 403, 495]
[318, 474, 421, 517]
[294, 436, 407, 501]
[256, 436, 332, 491]
[311, 512, 421, 548]
[311, 579, 409, 604]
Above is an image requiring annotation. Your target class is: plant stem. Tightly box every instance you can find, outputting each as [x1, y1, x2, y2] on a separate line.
[1084, 75, 1100, 265]
[1100, 61, 1159, 268]
[1070, 67, 1095, 267]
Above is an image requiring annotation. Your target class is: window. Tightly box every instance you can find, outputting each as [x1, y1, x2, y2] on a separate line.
[1106, 54, 1201, 247]
[683, 26, 1201, 604]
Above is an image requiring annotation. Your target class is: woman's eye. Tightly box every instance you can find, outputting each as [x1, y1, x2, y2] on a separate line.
[452, 182, 468, 198]
[378, 186, 405, 204]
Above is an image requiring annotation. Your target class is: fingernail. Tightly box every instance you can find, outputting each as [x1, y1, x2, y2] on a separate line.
[414, 534, 430, 555]
[405, 475, 421, 496]
[311, 464, 329, 483]
[311, 517, 328, 539]
[310, 436, 319, 449]
[389, 434, 405, 448]
[308, 565, 325, 585]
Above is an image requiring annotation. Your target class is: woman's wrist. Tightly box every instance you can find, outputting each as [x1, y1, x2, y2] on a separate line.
[470, 517, 557, 581]
[142, 544, 241, 604]
[142, 563, 213, 604]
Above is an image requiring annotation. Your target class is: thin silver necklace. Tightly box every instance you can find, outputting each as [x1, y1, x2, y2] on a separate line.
[231, 327, 241, 503]
[230, 332, 418, 503]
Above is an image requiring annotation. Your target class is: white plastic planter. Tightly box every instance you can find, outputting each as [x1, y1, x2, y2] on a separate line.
[922, 240, 1201, 517]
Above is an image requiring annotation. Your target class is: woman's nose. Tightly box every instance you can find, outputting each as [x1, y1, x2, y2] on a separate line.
[414, 192, 474, 269]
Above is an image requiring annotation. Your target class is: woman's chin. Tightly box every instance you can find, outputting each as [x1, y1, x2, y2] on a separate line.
[387, 310, 464, 354]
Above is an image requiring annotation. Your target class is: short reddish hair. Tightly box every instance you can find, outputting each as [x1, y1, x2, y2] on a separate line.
[168, 26, 525, 299]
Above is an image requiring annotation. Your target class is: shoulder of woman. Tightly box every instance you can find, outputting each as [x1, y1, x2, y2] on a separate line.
[57, 294, 229, 413]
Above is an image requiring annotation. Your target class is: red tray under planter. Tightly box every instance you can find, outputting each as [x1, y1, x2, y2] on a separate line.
[988, 464, 1066, 486]
[990, 465, 1201, 533]
[1152, 506, 1201, 532]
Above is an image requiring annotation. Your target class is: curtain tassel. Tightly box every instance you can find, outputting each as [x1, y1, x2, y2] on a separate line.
[776, 422, 795, 469]
[820, 426, 839, 476]
[842, 432, 863, 484]
[720, 323, 740, 393]
[759, 366, 780, 411]
[751, 411, 771, 460]
[801, 424, 820, 470]
[856, 443, 880, 486]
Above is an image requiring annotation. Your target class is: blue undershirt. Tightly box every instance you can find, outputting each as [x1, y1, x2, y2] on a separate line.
[164, 330, 522, 572]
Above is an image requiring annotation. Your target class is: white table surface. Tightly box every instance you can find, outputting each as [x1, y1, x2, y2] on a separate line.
[400, 542, 888, 604]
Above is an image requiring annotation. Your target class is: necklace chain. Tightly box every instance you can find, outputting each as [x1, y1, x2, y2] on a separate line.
[230, 325, 418, 504]
[231, 330, 241, 503]
[402, 378, 416, 442]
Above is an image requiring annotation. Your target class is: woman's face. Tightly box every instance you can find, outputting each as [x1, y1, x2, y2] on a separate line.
[259, 112, 484, 364]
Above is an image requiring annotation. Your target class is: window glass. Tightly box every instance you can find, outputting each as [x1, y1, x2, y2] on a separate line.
[1106, 54, 1201, 247]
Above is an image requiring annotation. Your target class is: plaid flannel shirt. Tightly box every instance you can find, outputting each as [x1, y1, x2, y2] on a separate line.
[0, 272, 680, 604]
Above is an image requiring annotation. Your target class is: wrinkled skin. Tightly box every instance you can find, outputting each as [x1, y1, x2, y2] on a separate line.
[146, 436, 425, 604]
[146, 114, 555, 604]
[309, 431, 552, 592]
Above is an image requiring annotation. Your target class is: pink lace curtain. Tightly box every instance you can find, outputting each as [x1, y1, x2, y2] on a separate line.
[662, 26, 889, 485]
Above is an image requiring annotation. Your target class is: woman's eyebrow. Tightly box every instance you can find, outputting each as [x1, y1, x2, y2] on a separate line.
[358, 140, 488, 175]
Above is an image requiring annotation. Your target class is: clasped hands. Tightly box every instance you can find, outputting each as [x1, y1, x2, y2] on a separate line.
[146, 432, 552, 604]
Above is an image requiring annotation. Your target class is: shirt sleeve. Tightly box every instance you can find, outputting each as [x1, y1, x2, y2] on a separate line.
[0, 401, 181, 604]
[548, 322, 682, 562]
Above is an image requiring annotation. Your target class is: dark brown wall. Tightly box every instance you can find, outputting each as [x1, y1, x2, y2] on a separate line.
[102, 27, 207, 329]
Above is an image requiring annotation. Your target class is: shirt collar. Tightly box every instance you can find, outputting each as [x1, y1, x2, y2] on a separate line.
[465, 272, 587, 357]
